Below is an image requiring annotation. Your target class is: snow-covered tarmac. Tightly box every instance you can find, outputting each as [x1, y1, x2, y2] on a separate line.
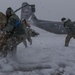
[0, 25, 75, 75]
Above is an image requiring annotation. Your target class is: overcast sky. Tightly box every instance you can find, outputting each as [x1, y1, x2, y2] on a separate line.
[0, 0, 75, 21]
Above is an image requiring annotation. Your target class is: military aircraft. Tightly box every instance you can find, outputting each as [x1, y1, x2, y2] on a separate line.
[21, 2, 66, 34]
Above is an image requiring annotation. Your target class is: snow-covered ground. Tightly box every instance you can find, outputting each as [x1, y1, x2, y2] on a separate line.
[0, 25, 75, 75]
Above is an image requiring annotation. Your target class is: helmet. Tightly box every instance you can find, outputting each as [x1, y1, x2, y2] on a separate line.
[6, 7, 14, 16]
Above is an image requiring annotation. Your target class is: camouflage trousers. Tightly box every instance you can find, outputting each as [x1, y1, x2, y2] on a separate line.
[0, 28, 32, 57]
[23, 28, 32, 47]
[65, 34, 75, 47]
[1, 35, 27, 57]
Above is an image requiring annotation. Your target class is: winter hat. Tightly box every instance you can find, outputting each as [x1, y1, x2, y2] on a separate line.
[61, 17, 66, 21]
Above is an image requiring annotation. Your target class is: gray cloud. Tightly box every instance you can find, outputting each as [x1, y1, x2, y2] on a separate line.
[0, 0, 75, 21]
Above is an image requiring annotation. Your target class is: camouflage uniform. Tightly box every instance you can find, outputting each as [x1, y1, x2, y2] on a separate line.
[2, 7, 27, 57]
[61, 18, 75, 47]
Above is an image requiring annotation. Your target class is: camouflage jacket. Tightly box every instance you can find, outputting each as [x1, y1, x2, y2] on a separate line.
[63, 19, 75, 35]
[5, 14, 26, 36]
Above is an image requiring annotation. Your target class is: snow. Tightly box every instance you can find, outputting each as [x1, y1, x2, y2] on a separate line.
[0, 25, 75, 75]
